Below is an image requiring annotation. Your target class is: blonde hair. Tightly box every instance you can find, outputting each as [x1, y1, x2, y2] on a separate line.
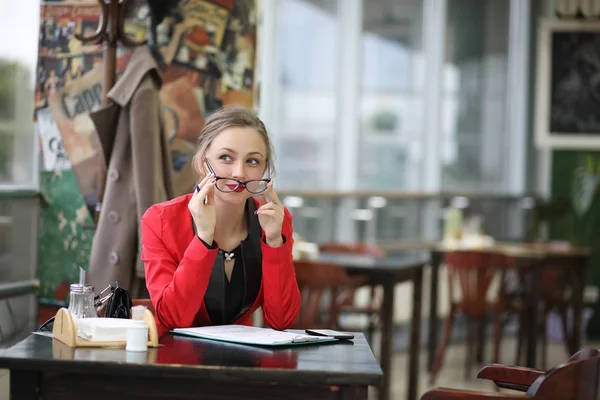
[192, 106, 276, 178]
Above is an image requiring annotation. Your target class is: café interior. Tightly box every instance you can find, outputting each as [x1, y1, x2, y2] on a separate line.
[2, 0, 600, 399]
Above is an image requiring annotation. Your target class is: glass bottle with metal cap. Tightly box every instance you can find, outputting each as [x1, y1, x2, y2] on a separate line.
[68, 284, 97, 319]
[67, 267, 96, 319]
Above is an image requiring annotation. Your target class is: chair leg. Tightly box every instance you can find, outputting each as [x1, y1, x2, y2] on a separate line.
[540, 307, 548, 371]
[476, 317, 486, 363]
[465, 318, 475, 380]
[429, 308, 456, 385]
[366, 313, 376, 344]
[558, 305, 572, 357]
[493, 310, 503, 364]
[516, 311, 527, 366]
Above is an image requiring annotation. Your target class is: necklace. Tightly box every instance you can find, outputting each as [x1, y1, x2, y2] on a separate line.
[223, 251, 235, 261]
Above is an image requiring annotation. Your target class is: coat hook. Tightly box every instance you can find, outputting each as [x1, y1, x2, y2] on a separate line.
[74, 0, 108, 44]
[75, 0, 147, 48]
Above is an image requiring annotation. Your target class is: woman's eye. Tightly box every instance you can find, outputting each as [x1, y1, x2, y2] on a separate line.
[218, 155, 232, 162]
[247, 159, 260, 166]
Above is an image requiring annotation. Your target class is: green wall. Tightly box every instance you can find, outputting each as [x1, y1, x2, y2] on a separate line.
[550, 151, 600, 337]
[39, 170, 94, 301]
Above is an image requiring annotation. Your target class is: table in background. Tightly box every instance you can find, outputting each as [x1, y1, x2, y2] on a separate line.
[317, 251, 430, 400]
[1, 331, 382, 400]
[426, 243, 590, 371]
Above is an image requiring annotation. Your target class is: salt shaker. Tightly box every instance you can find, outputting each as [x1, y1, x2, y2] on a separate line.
[68, 284, 96, 320]
[126, 320, 148, 352]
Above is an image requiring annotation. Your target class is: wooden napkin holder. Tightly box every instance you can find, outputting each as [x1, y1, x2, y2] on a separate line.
[52, 307, 159, 348]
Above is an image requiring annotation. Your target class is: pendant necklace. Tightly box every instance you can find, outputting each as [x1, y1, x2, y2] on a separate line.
[223, 251, 235, 261]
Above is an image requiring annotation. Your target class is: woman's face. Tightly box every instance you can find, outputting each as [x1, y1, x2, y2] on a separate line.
[202, 126, 268, 204]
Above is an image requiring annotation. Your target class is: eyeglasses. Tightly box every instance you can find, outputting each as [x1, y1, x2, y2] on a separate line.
[204, 159, 271, 194]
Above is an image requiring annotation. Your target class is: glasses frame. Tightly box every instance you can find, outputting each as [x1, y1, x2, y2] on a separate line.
[204, 159, 271, 194]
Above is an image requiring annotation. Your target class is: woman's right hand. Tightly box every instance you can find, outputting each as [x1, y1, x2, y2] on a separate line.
[188, 174, 216, 244]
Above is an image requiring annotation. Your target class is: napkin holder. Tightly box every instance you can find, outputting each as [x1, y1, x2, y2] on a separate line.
[52, 307, 159, 348]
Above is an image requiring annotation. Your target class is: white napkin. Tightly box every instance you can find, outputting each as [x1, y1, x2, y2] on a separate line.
[77, 318, 146, 342]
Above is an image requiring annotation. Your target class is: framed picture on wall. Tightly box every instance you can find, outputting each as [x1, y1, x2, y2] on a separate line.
[535, 19, 600, 149]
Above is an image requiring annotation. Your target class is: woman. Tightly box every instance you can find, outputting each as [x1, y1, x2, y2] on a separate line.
[141, 106, 301, 337]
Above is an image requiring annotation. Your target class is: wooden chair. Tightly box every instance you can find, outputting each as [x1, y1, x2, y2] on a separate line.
[293, 260, 354, 329]
[422, 353, 600, 400]
[512, 263, 574, 370]
[318, 242, 385, 340]
[477, 348, 600, 392]
[429, 250, 507, 384]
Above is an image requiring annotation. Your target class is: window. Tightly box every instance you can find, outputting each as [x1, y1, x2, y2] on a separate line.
[0, 0, 41, 347]
[260, 0, 530, 244]
[440, 0, 511, 190]
[358, 0, 425, 190]
[271, 0, 339, 190]
[264, 0, 527, 194]
[0, 0, 40, 187]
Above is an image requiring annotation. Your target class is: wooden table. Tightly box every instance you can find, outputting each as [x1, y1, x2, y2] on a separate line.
[0, 331, 382, 400]
[317, 252, 430, 400]
[426, 243, 590, 371]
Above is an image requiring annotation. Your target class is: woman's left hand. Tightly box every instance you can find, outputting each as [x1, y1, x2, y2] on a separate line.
[256, 182, 285, 247]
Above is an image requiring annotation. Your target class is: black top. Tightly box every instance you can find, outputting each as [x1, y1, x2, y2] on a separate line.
[194, 198, 263, 327]
[206, 243, 245, 325]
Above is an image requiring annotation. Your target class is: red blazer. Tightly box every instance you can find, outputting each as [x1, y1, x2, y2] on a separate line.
[140, 194, 301, 337]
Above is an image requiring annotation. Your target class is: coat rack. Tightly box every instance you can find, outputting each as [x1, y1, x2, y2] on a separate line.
[75, 0, 147, 223]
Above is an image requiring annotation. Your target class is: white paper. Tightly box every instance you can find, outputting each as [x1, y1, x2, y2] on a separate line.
[172, 325, 335, 346]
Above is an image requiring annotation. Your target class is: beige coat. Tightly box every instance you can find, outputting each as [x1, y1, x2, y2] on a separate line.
[88, 47, 174, 296]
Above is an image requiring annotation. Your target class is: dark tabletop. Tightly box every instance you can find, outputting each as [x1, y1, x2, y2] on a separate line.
[0, 331, 382, 387]
[317, 251, 430, 273]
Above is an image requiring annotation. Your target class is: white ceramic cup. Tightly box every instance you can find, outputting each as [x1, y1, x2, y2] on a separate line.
[126, 320, 148, 352]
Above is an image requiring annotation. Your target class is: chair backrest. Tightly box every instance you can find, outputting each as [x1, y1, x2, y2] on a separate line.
[527, 356, 600, 399]
[318, 242, 386, 258]
[293, 260, 350, 329]
[507, 254, 570, 303]
[424, 355, 600, 400]
[443, 250, 506, 317]
[567, 348, 600, 362]
[477, 348, 600, 392]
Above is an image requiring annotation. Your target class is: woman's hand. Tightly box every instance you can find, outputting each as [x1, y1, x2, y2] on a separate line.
[256, 183, 285, 247]
[188, 174, 216, 244]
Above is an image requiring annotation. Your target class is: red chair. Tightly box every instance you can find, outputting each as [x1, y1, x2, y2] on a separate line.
[318, 243, 385, 340]
[477, 348, 600, 392]
[293, 260, 354, 329]
[512, 262, 574, 370]
[429, 250, 507, 383]
[422, 352, 600, 400]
